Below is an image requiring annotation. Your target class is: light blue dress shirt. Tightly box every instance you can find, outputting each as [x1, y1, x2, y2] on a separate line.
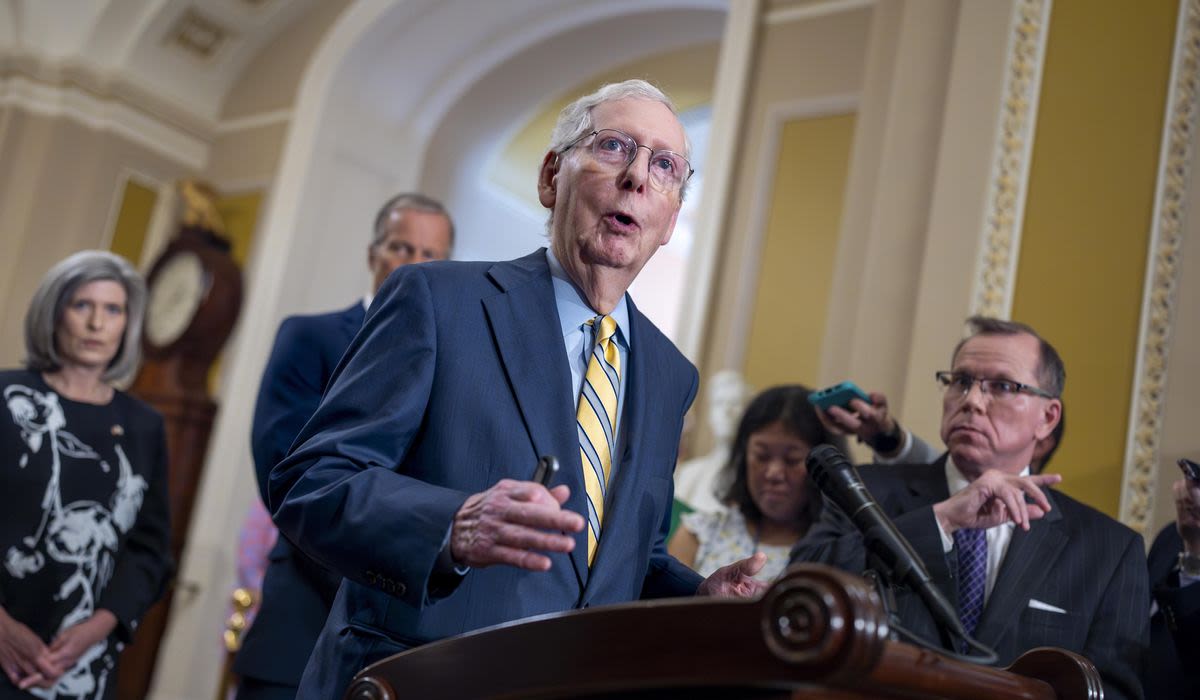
[545, 247, 629, 437]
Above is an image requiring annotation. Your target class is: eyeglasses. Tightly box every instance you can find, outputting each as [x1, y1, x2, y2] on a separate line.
[560, 129, 694, 193]
[935, 371, 1057, 400]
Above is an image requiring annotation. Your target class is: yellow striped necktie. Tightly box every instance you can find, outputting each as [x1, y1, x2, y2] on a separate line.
[576, 315, 621, 566]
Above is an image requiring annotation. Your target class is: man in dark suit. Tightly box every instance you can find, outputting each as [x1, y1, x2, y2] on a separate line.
[233, 193, 454, 700]
[792, 316, 1148, 700]
[268, 80, 767, 699]
[1144, 475, 1200, 699]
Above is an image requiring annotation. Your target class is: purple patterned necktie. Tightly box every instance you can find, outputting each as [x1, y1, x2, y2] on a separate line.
[954, 527, 987, 640]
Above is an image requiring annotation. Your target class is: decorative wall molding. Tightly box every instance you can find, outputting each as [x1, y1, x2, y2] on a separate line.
[764, 0, 874, 26]
[969, 0, 1052, 318]
[0, 73, 210, 170]
[726, 94, 859, 371]
[1120, 0, 1200, 533]
[215, 108, 293, 134]
[99, 168, 165, 254]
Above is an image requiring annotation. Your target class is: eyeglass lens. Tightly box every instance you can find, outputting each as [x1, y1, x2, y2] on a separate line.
[590, 130, 689, 190]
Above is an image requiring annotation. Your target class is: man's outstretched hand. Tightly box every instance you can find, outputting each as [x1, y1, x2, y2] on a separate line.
[696, 552, 770, 598]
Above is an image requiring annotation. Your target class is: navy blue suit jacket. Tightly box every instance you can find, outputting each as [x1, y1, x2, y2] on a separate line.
[792, 459, 1149, 700]
[233, 301, 364, 686]
[1144, 524, 1200, 699]
[268, 251, 703, 698]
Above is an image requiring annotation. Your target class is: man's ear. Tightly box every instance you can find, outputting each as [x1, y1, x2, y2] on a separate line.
[1035, 399, 1062, 441]
[538, 151, 559, 209]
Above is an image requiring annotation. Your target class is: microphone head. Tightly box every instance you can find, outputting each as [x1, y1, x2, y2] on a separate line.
[806, 444, 853, 488]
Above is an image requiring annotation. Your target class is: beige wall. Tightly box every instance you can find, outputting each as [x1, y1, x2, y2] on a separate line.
[0, 111, 191, 366]
[697, 5, 872, 456]
[221, 0, 353, 120]
[697, 0, 1196, 525]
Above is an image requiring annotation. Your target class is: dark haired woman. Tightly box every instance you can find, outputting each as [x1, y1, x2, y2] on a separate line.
[668, 385, 846, 581]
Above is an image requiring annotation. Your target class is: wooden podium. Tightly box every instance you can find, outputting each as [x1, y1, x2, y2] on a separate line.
[342, 565, 1101, 700]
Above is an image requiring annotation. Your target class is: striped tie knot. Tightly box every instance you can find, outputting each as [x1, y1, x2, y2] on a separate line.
[592, 314, 617, 345]
[577, 314, 621, 566]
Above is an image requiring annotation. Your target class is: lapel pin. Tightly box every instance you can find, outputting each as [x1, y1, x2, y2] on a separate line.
[111, 425, 124, 436]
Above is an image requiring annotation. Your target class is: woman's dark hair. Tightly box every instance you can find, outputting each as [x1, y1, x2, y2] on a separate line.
[719, 384, 848, 529]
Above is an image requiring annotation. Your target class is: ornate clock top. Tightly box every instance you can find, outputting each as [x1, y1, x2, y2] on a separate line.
[178, 179, 227, 236]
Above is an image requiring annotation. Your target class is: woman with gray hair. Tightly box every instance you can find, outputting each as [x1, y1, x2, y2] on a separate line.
[0, 250, 172, 698]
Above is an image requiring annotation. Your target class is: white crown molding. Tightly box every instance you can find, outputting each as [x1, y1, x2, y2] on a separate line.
[765, 0, 874, 26]
[1120, 0, 1200, 532]
[969, 0, 1052, 319]
[0, 74, 209, 171]
[215, 108, 293, 135]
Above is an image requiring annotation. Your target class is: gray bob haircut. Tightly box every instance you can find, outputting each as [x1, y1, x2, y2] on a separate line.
[25, 250, 148, 385]
[548, 79, 693, 200]
[371, 192, 455, 248]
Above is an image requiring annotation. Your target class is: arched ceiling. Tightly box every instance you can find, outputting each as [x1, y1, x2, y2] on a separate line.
[2, 0, 726, 135]
[2, 0, 325, 125]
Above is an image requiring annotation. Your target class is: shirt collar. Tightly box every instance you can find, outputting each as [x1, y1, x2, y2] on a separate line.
[946, 455, 1030, 496]
[545, 247, 630, 348]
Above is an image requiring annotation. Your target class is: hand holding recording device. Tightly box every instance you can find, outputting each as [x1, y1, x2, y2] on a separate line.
[808, 381, 871, 411]
[532, 455, 560, 487]
[1179, 458, 1200, 485]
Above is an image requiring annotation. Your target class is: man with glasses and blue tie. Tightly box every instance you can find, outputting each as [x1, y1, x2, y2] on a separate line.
[792, 316, 1148, 700]
[267, 80, 768, 699]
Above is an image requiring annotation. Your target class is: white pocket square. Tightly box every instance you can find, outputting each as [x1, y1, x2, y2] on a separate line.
[1028, 599, 1067, 614]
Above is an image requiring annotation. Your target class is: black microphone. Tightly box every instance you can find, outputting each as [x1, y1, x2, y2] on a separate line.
[806, 445, 965, 645]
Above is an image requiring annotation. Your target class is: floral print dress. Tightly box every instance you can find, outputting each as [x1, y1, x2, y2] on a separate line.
[0, 370, 172, 700]
[680, 506, 793, 582]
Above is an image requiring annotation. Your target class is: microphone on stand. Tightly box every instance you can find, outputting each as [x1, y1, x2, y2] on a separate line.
[805, 444, 996, 664]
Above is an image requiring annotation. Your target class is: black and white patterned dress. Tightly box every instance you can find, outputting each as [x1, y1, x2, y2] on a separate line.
[0, 369, 172, 699]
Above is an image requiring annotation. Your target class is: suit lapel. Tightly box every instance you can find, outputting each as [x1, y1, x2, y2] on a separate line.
[901, 459, 951, 509]
[972, 489, 1068, 647]
[481, 251, 588, 588]
[583, 297, 651, 597]
[901, 460, 954, 587]
[339, 302, 366, 343]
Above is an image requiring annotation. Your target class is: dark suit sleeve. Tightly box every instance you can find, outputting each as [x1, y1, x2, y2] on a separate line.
[1083, 531, 1150, 700]
[251, 315, 331, 507]
[97, 414, 174, 643]
[790, 473, 949, 587]
[1149, 525, 1200, 664]
[642, 366, 704, 598]
[268, 266, 469, 609]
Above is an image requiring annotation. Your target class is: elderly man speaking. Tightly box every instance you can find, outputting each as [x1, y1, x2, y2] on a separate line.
[269, 80, 767, 697]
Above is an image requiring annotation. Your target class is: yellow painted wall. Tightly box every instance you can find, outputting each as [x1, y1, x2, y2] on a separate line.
[215, 191, 264, 267]
[1013, 0, 1176, 515]
[109, 180, 157, 266]
[744, 113, 856, 391]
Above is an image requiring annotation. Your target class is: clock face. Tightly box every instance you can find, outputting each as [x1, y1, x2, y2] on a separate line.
[145, 251, 207, 349]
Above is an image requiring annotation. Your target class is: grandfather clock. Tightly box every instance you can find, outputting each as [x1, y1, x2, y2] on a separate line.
[118, 180, 243, 699]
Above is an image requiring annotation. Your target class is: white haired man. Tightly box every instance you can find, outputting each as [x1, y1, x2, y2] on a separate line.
[269, 80, 767, 698]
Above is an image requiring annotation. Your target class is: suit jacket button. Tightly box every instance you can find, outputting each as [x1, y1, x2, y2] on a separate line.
[395, 583, 406, 597]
